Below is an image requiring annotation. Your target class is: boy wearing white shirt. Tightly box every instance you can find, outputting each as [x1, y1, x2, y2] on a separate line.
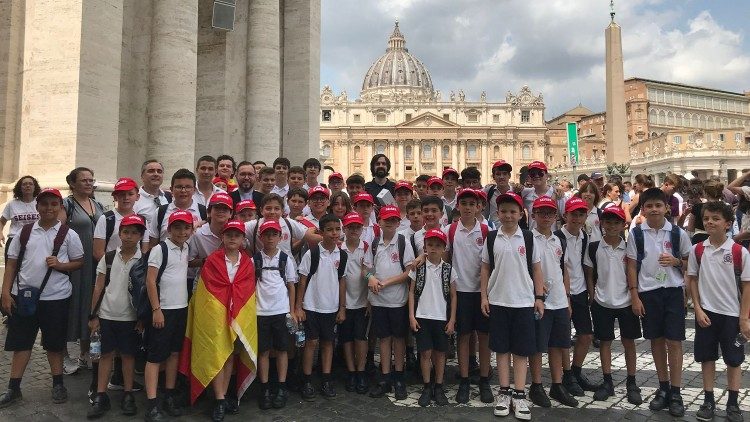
[584, 207, 643, 405]
[244, 194, 317, 256]
[94, 178, 150, 261]
[626, 188, 691, 418]
[411, 196, 445, 256]
[408, 229, 456, 407]
[254, 220, 297, 410]
[687, 201, 750, 422]
[188, 193, 234, 271]
[295, 214, 347, 401]
[353, 193, 381, 246]
[148, 169, 206, 247]
[528, 197, 579, 409]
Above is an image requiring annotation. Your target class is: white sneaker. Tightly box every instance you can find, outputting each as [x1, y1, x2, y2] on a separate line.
[494, 391, 511, 417]
[512, 394, 532, 421]
[63, 356, 79, 375]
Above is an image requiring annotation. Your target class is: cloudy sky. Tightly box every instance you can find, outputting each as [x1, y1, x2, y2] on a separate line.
[321, 0, 750, 119]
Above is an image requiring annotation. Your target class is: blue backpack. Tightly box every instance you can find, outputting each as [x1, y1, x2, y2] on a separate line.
[128, 241, 168, 321]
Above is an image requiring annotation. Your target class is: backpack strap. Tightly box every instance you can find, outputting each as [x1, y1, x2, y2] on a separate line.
[414, 263, 427, 310]
[731, 242, 744, 303]
[92, 250, 117, 316]
[307, 245, 321, 282]
[522, 229, 534, 281]
[487, 230, 498, 273]
[441, 261, 452, 306]
[282, 218, 294, 239]
[410, 233, 419, 257]
[198, 204, 207, 221]
[554, 231, 567, 272]
[448, 222, 458, 250]
[581, 230, 589, 269]
[338, 250, 348, 280]
[397, 234, 406, 272]
[372, 236, 381, 262]
[362, 240, 370, 255]
[278, 252, 289, 283]
[156, 204, 169, 238]
[156, 241, 169, 286]
[670, 224, 682, 263]
[13, 223, 34, 285]
[695, 242, 705, 267]
[633, 225, 645, 275]
[252, 221, 260, 254]
[588, 241, 600, 285]
[480, 223, 489, 239]
[373, 224, 381, 238]
[252, 252, 263, 282]
[104, 210, 117, 248]
[38, 224, 70, 294]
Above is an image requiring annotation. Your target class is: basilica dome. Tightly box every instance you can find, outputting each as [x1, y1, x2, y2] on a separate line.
[361, 22, 434, 101]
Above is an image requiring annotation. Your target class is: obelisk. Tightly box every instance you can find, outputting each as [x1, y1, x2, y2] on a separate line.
[605, 1, 628, 164]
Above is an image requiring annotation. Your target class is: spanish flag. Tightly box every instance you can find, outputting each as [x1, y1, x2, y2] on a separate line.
[179, 249, 258, 404]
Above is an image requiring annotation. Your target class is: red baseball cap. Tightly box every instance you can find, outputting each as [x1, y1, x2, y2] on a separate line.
[328, 172, 344, 182]
[424, 228, 448, 245]
[394, 181, 413, 192]
[212, 176, 229, 185]
[235, 199, 256, 212]
[37, 188, 63, 201]
[378, 205, 401, 221]
[427, 176, 444, 187]
[564, 197, 589, 213]
[258, 219, 282, 235]
[352, 192, 374, 205]
[456, 188, 481, 201]
[222, 219, 245, 234]
[209, 193, 233, 209]
[112, 177, 138, 194]
[532, 195, 557, 211]
[342, 212, 364, 227]
[496, 191, 523, 209]
[492, 160, 513, 171]
[168, 210, 194, 227]
[528, 161, 548, 173]
[308, 186, 330, 199]
[120, 214, 146, 228]
[602, 205, 626, 221]
[442, 168, 459, 178]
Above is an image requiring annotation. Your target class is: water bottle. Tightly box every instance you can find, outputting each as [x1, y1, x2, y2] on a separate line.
[734, 332, 748, 348]
[534, 310, 542, 320]
[285, 313, 296, 334]
[295, 327, 306, 348]
[89, 330, 101, 361]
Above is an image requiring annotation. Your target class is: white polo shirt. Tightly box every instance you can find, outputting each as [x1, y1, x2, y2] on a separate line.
[245, 217, 306, 256]
[341, 239, 373, 310]
[481, 227, 541, 307]
[226, 253, 241, 284]
[560, 226, 587, 295]
[188, 224, 222, 261]
[626, 220, 691, 293]
[93, 210, 151, 252]
[584, 207, 602, 242]
[584, 238, 630, 308]
[410, 260, 457, 321]
[687, 238, 750, 317]
[533, 230, 567, 310]
[95, 247, 141, 321]
[192, 185, 226, 207]
[298, 244, 343, 313]
[8, 221, 84, 301]
[271, 184, 289, 198]
[256, 249, 298, 316]
[1, 199, 39, 237]
[148, 239, 189, 309]
[148, 201, 204, 241]
[369, 233, 416, 308]
[445, 219, 486, 293]
[134, 187, 171, 229]
[361, 223, 380, 247]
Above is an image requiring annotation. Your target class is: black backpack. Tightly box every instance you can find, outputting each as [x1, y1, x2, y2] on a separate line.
[486, 229, 534, 280]
[156, 204, 207, 238]
[306, 245, 348, 281]
[128, 241, 168, 321]
[371, 234, 407, 272]
[253, 251, 290, 283]
[413, 261, 452, 316]
[552, 232, 567, 272]
[587, 241, 601, 286]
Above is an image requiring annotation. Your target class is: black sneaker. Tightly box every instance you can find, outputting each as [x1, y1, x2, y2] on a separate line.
[144, 404, 166, 422]
[549, 383, 578, 408]
[418, 384, 432, 407]
[479, 378, 494, 404]
[258, 386, 272, 410]
[394, 379, 407, 400]
[434, 385, 449, 406]
[87, 393, 111, 419]
[121, 392, 137, 416]
[668, 393, 685, 417]
[0, 388, 22, 409]
[163, 394, 182, 417]
[369, 381, 392, 398]
[626, 383, 643, 405]
[562, 372, 584, 397]
[272, 386, 288, 409]
[455, 380, 470, 404]
[648, 389, 670, 411]
[345, 373, 357, 392]
[301, 381, 316, 401]
[211, 399, 226, 422]
[51, 384, 68, 404]
[529, 383, 551, 408]
[224, 396, 239, 414]
[575, 372, 600, 392]
[726, 404, 743, 422]
[696, 402, 715, 421]
[355, 372, 369, 394]
[321, 380, 336, 398]
[593, 380, 615, 401]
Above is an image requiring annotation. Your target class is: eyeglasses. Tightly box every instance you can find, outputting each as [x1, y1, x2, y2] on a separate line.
[173, 186, 194, 192]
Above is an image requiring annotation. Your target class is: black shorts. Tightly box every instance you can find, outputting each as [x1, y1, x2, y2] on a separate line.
[456, 292, 489, 334]
[591, 302, 642, 341]
[570, 291, 593, 335]
[100, 319, 140, 355]
[535, 308, 571, 352]
[639, 287, 685, 341]
[258, 314, 290, 353]
[488, 305, 536, 357]
[146, 307, 187, 363]
[338, 308, 369, 343]
[694, 309, 745, 367]
[415, 318, 449, 353]
[371, 305, 409, 339]
[4, 297, 69, 352]
[304, 311, 336, 342]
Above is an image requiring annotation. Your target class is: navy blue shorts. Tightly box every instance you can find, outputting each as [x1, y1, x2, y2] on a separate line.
[570, 291, 593, 335]
[694, 309, 745, 367]
[371, 305, 408, 339]
[535, 308, 571, 352]
[456, 292, 489, 334]
[4, 297, 69, 352]
[591, 302, 642, 341]
[639, 287, 685, 341]
[488, 305, 536, 357]
[100, 319, 140, 355]
[414, 318, 449, 353]
[258, 314, 290, 353]
[338, 307, 369, 343]
[146, 307, 187, 363]
[304, 311, 336, 342]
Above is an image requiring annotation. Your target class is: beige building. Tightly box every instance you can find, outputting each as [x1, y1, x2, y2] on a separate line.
[319, 22, 547, 185]
[0, 0, 320, 199]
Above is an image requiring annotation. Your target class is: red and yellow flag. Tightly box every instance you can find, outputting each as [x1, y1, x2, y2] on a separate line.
[179, 249, 258, 404]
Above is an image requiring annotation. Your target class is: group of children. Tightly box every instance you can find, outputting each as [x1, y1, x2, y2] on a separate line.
[0, 157, 748, 422]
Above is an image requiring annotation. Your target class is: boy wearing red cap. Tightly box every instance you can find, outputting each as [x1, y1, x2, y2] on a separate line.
[144, 210, 194, 421]
[0, 188, 84, 409]
[527, 197, 578, 409]
[93, 178, 148, 261]
[584, 206, 643, 405]
[87, 215, 147, 418]
[353, 193, 380, 247]
[188, 193, 234, 279]
[235, 200, 256, 223]
[442, 168, 460, 209]
[521, 161, 562, 231]
[328, 173, 345, 195]
[408, 229, 456, 407]
[303, 187, 331, 229]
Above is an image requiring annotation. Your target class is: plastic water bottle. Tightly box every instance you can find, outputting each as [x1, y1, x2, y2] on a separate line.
[734, 332, 748, 348]
[285, 313, 297, 334]
[295, 327, 306, 348]
[89, 330, 101, 361]
[534, 310, 542, 320]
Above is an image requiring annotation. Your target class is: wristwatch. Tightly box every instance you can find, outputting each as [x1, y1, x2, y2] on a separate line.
[534, 295, 545, 302]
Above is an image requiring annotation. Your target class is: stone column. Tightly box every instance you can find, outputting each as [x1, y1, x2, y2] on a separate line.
[0, 0, 24, 185]
[414, 142, 421, 176]
[148, 0, 198, 173]
[481, 140, 489, 184]
[451, 140, 458, 169]
[246, 0, 280, 162]
[388, 139, 396, 176]
[339, 140, 349, 175]
[459, 141, 466, 170]
[397, 140, 405, 180]
[436, 140, 443, 174]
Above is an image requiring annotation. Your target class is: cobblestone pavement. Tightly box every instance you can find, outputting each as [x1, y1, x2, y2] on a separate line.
[1, 310, 748, 421]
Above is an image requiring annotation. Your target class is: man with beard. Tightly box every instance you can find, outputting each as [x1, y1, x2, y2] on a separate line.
[364, 154, 396, 200]
[230, 161, 265, 207]
[134, 160, 173, 229]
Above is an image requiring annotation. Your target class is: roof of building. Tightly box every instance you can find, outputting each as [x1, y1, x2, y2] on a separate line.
[545, 104, 594, 126]
[626, 77, 749, 98]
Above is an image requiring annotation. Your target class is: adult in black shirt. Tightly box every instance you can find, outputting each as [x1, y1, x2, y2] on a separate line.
[364, 154, 396, 199]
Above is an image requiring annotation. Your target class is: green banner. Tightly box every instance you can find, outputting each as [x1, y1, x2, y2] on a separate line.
[566, 122, 579, 165]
